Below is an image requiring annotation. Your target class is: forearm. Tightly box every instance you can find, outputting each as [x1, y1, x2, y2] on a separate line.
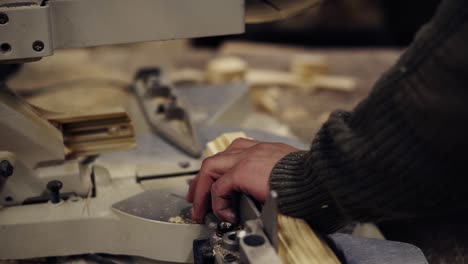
[271, 0, 468, 233]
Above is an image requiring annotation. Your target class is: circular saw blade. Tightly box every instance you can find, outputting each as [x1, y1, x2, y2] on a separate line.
[245, 0, 321, 24]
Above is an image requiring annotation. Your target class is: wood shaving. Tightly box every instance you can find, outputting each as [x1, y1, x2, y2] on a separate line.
[168, 216, 185, 224]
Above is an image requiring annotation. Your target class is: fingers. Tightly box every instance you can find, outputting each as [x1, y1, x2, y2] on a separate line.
[188, 140, 292, 223]
[190, 153, 243, 223]
[188, 153, 238, 201]
[190, 171, 216, 223]
[202, 152, 243, 174]
[187, 151, 240, 203]
[211, 172, 239, 223]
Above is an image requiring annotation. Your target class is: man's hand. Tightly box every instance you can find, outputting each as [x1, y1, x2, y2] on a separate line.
[187, 138, 299, 223]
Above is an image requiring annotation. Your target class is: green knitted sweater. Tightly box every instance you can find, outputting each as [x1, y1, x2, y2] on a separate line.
[270, 0, 468, 262]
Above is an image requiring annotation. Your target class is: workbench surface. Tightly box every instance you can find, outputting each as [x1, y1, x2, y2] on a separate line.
[8, 40, 400, 143]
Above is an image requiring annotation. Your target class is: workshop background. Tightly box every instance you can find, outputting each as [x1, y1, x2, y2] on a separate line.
[2, 0, 441, 143]
[0, 1, 442, 262]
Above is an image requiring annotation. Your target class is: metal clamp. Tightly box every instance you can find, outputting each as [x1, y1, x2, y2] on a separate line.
[238, 192, 281, 264]
[200, 192, 282, 264]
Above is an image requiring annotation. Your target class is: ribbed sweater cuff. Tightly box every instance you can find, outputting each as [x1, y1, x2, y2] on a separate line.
[270, 151, 348, 234]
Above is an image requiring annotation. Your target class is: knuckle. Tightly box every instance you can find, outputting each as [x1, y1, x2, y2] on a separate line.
[201, 156, 217, 169]
[198, 167, 209, 178]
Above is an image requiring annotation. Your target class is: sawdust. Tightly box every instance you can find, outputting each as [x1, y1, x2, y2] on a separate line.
[168, 216, 194, 224]
[168, 216, 185, 224]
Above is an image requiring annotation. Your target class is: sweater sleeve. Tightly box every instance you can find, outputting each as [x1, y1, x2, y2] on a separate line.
[270, 0, 468, 234]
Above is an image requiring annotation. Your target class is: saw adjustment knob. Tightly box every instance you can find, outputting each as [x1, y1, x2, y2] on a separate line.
[47, 180, 63, 204]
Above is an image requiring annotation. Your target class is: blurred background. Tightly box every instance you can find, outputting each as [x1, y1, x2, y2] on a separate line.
[0, 0, 444, 142]
[195, 0, 441, 47]
[1, 0, 444, 85]
[1, 0, 443, 143]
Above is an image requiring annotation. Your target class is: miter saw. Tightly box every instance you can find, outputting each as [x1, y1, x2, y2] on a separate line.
[0, 0, 319, 262]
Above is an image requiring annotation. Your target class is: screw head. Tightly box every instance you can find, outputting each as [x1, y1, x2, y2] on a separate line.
[0, 13, 8, 25]
[32, 40, 45, 52]
[224, 253, 237, 262]
[0, 160, 13, 178]
[47, 180, 63, 192]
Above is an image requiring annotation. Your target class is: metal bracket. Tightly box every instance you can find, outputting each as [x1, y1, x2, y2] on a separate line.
[0, 0, 245, 62]
[260, 191, 279, 249]
[239, 191, 279, 249]
[0, 2, 53, 62]
[239, 220, 282, 264]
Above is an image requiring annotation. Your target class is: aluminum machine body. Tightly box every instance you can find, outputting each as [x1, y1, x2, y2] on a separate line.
[0, 0, 317, 262]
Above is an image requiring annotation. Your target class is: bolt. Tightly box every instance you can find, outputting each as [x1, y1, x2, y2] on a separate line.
[224, 253, 237, 262]
[47, 180, 63, 204]
[217, 222, 234, 237]
[0, 13, 8, 25]
[178, 161, 190, 169]
[0, 160, 14, 178]
[32, 40, 44, 52]
[222, 231, 240, 251]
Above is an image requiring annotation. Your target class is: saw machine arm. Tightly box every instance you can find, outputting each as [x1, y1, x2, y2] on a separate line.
[0, 0, 318, 63]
